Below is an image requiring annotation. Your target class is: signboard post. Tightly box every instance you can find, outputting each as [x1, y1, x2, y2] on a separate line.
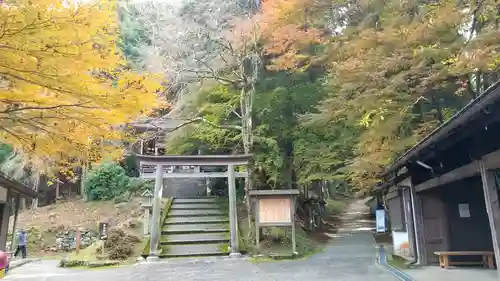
[249, 189, 300, 255]
[376, 209, 386, 233]
[99, 222, 109, 240]
[99, 221, 109, 256]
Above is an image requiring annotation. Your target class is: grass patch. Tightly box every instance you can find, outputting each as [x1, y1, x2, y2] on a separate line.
[214, 200, 322, 260]
[237, 203, 319, 259]
[68, 240, 105, 261]
[388, 254, 411, 269]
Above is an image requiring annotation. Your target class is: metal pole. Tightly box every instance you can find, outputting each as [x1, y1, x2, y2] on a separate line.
[147, 164, 163, 262]
[228, 164, 240, 257]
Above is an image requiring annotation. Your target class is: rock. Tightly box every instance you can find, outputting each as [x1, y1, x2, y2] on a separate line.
[59, 259, 87, 268]
[96, 255, 108, 261]
[87, 260, 120, 268]
[48, 212, 59, 224]
[54, 229, 98, 251]
[126, 219, 139, 228]
[136, 256, 145, 262]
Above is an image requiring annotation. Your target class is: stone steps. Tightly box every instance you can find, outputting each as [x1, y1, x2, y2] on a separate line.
[161, 233, 228, 245]
[165, 217, 229, 224]
[169, 209, 227, 217]
[159, 197, 230, 258]
[159, 244, 229, 258]
[174, 197, 226, 204]
[162, 223, 228, 234]
[170, 203, 222, 210]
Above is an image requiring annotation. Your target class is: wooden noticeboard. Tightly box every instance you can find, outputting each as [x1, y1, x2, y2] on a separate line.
[249, 189, 299, 254]
[258, 197, 292, 224]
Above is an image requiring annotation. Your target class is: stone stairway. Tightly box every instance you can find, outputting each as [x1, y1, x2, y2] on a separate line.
[160, 197, 230, 258]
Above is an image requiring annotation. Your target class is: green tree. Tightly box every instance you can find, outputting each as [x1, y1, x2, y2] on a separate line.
[85, 162, 130, 201]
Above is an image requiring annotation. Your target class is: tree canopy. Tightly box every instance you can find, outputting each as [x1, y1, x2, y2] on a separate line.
[0, 0, 164, 175]
[120, 0, 500, 193]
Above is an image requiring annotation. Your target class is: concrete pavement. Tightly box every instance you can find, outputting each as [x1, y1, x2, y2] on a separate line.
[5, 199, 397, 281]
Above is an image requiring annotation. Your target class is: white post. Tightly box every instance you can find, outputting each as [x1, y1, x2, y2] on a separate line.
[228, 164, 240, 257]
[140, 140, 144, 155]
[143, 208, 150, 236]
[147, 164, 163, 261]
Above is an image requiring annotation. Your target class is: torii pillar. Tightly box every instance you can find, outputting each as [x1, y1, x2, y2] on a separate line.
[135, 154, 252, 261]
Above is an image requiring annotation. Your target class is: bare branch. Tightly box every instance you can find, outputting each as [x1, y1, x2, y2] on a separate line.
[139, 116, 242, 142]
[1, 102, 97, 114]
[232, 110, 242, 119]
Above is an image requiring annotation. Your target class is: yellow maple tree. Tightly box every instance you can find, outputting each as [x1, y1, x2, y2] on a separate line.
[0, 0, 165, 175]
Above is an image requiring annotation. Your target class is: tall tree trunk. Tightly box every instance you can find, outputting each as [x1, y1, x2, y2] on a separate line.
[240, 84, 255, 230]
[31, 172, 40, 210]
[81, 164, 88, 200]
[282, 138, 295, 189]
[55, 180, 60, 198]
[432, 94, 444, 124]
[19, 198, 26, 211]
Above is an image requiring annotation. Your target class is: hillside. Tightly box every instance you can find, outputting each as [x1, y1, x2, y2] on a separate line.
[9, 198, 146, 257]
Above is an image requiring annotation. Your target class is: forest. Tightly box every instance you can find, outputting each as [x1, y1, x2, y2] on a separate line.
[118, 0, 500, 194]
[1, 0, 500, 201]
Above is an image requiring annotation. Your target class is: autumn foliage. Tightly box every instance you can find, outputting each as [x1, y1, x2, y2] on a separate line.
[0, 0, 165, 174]
[257, 0, 324, 71]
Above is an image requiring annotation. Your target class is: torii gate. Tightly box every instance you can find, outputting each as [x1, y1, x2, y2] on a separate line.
[135, 154, 252, 261]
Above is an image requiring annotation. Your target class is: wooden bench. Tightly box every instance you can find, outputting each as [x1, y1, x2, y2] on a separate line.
[434, 251, 495, 269]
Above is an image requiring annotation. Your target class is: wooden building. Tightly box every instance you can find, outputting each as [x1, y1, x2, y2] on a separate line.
[129, 117, 186, 156]
[129, 117, 209, 198]
[0, 173, 39, 251]
[377, 81, 500, 275]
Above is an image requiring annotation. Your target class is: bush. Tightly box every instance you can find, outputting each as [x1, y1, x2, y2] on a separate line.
[120, 155, 139, 177]
[127, 177, 153, 195]
[85, 162, 130, 201]
[103, 229, 138, 260]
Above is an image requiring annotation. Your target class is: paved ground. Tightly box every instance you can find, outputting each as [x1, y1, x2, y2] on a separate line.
[403, 264, 498, 281]
[5, 199, 397, 281]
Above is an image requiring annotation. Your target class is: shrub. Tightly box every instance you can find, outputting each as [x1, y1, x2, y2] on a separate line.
[127, 177, 153, 195]
[104, 229, 138, 260]
[120, 155, 139, 177]
[85, 162, 130, 201]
